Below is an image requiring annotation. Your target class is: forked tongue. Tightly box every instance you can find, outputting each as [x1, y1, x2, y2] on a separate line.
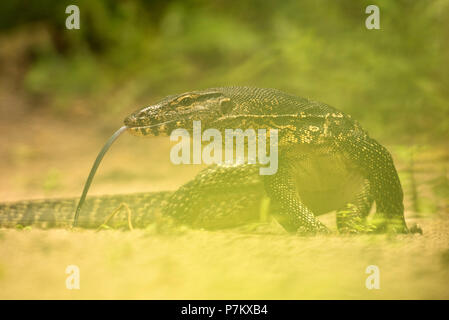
[72, 126, 128, 227]
[72, 120, 177, 227]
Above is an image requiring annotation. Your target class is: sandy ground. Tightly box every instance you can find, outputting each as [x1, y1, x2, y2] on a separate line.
[0, 216, 448, 299]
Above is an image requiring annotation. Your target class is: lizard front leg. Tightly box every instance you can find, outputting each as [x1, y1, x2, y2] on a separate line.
[264, 165, 330, 235]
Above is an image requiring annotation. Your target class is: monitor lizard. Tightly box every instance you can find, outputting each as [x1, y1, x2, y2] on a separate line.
[0, 87, 421, 235]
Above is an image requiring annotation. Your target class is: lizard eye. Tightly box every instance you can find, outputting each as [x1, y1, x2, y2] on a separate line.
[179, 97, 193, 106]
[220, 98, 233, 114]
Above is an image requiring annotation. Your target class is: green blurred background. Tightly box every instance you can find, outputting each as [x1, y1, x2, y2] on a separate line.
[0, 0, 448, 204]
[1, 0, 448, 141]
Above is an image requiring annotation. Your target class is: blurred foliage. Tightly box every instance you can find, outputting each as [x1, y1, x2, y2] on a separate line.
[0, 0, 448, 142]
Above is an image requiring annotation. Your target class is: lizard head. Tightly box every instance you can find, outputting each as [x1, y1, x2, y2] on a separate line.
[124, 89, 234, 137]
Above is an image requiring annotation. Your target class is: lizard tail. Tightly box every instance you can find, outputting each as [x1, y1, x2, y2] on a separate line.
[0, 192, 172, 229]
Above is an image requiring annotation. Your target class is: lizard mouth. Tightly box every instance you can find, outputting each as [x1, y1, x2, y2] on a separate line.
[126, 120, 176, 137]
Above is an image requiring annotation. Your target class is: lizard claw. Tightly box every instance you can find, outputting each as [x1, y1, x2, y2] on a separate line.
[409, 223, 423, 235]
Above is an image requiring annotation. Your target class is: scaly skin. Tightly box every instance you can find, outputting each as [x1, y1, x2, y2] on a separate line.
[0, 87, 418, 234]
[0, 192, 171, 229]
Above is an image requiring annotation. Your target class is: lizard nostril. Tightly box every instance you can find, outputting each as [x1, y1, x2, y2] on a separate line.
[124, 114, 138, 126]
